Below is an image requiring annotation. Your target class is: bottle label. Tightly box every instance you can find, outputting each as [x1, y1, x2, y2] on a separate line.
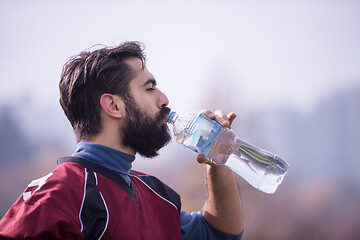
[184, 113, 222, 157]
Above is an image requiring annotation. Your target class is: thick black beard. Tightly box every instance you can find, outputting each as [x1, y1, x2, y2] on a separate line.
[120, 101, 171, 158]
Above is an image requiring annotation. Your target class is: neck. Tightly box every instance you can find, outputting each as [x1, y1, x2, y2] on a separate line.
[81, 131, 136, 156]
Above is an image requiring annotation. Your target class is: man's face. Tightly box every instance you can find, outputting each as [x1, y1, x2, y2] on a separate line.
[126, 57, 169, 121]
[119, 58, 171, 158]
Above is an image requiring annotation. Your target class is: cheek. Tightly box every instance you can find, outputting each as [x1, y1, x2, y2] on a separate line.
[133, 98, 156, 118]
[139, 95, 158, 110]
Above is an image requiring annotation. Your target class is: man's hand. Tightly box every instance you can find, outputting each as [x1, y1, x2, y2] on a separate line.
[196, 109, 244, 235]
[196, 109, 237, 165]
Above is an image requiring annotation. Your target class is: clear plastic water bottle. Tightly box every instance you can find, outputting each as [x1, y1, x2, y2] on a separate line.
[167, 111, 289, 194]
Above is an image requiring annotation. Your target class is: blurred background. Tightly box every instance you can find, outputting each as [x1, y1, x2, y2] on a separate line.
[1, 0, 359, 239]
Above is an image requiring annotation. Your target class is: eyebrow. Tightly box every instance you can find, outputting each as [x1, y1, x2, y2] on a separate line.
[143, 79, 157, 86]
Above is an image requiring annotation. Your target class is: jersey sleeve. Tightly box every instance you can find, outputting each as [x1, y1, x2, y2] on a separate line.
[180, 210, 243, 240]
[0, 164, 86, 239]
[0, 198, 83, 239]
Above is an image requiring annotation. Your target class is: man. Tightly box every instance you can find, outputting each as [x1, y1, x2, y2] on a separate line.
[0, 42, 244, 239]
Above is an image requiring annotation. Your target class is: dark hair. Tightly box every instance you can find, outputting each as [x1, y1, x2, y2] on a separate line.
[59, 41, 146, 141]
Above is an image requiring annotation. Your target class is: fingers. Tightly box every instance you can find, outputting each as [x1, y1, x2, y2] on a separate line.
[200, 109, 216, 119]
[213, 109, 229, 127]
[227, 112, 237, 129]
[196, 153, 208, 164]
[200, 109, 237, 128]
[196, 154, 217, 166]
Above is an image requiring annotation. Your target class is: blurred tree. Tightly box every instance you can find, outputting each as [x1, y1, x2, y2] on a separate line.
[0, 105, 33, 167]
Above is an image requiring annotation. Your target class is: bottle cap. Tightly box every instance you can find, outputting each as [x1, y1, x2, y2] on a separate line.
[167, 112, 176, 123]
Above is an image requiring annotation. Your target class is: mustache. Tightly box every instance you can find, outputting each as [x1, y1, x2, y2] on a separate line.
[155, 107, 171, 123]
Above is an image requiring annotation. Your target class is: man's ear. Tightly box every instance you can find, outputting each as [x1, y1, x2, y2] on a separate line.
[100, 94, 124, 119]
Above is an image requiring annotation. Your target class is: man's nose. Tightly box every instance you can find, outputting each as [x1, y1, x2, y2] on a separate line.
[158, 89, 169, 108]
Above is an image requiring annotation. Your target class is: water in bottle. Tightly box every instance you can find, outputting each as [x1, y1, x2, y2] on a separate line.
[167, 111, 289, 194]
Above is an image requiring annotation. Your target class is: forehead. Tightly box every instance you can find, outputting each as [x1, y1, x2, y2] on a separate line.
[125, 57, 154, 85]
[125, 57, 145, 73]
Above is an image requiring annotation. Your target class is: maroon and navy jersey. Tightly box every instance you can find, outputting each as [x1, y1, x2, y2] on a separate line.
[0, 157, 181, 239]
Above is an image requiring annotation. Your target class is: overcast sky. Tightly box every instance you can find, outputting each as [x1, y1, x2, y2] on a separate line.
[1, 0, 359, 117]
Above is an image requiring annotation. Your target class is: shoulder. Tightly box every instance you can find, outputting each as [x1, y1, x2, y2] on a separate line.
[15, 162, 87, 220]
[24, 162, 86, 203]
[0, 162, 87, 237]
[130, 170, 182, 212]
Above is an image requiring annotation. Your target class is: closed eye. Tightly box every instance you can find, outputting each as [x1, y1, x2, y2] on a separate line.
[144, 79, 157, 92]
[146, 87, 155, 92]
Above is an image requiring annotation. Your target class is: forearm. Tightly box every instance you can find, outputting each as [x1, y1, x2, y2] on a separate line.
[202, 164, 244, 235]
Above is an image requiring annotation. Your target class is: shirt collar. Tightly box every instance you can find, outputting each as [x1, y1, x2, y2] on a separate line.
[72, 142, 135, 175]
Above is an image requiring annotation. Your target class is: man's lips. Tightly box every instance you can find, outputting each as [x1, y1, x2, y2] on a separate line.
[156, 108, 171, 126]
[159, 116, 168, 126]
